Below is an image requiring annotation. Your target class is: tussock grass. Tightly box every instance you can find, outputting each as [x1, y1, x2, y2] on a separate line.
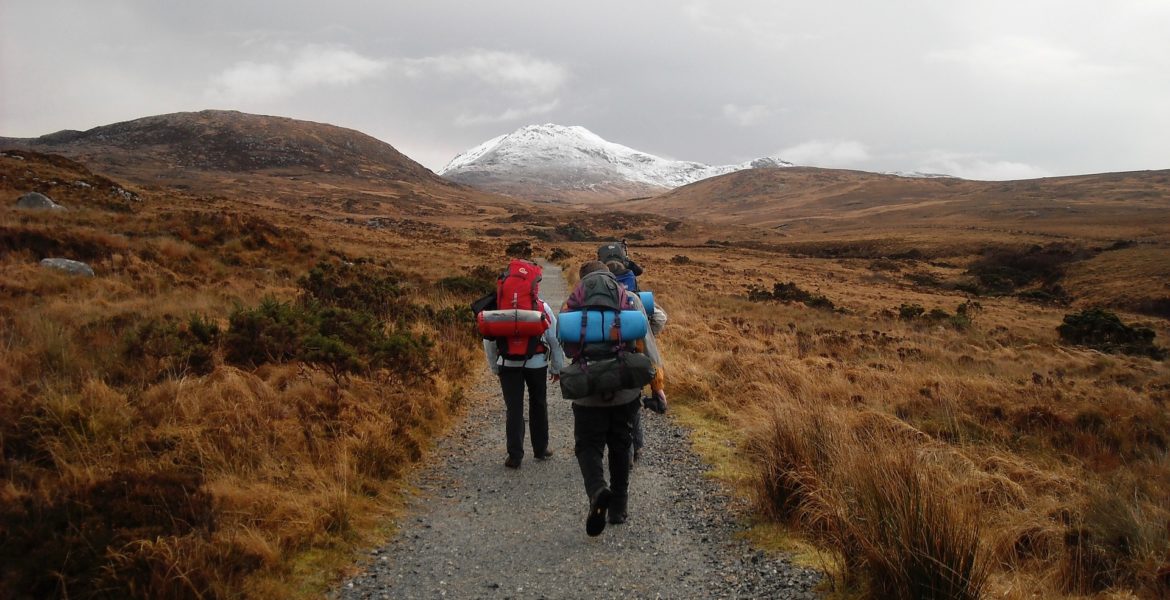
[0, 168, 504, 598]
[593, 242, 1170, 599]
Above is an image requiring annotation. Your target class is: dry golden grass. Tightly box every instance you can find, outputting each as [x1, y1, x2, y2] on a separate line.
[561, 240, 1170, 599]
[5, 141, 1169, 599]
[0, 151, 568, 599]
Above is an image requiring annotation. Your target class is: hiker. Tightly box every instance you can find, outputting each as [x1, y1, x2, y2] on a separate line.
[480, 259, 565, 469]
[604, 260, 668, 464]
[559, 260, 664, 536]
[597, 239, 643, 291]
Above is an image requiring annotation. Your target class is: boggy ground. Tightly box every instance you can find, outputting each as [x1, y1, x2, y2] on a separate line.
[335, 261, 821, 599]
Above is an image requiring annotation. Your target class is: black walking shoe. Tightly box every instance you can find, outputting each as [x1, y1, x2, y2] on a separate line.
[586, 487, 612, 536]
[504, 456, 521, 469]
[607, 494, 628, 525]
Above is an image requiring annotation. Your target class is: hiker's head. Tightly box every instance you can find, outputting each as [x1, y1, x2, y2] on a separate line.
[579, 261, 607, 279]
[605, 260, 628, 276]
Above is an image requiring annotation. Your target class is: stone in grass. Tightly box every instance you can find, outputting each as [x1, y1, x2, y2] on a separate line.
[40, 258, 95, 277]
[16, 192, 67, 211]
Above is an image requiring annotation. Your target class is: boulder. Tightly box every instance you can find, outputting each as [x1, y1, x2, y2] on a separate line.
[40, 258, 95, 277]
[16, 192, 66, 211]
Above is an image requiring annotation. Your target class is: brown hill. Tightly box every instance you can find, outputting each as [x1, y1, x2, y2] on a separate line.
[2, 110, 440, 184]
[621, 166, 1170, 241]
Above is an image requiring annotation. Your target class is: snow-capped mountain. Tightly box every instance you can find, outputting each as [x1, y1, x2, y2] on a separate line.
[440, 124, 793, 202]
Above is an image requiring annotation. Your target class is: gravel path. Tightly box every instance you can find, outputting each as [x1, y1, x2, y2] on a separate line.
[336, 260, 821, 599]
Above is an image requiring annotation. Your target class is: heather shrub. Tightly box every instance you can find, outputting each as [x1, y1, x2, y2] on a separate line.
[966, 244, 1090, 295]
[119, 314, 221, 381]
[747, 281, 836, 310]
[1058, 308, 1165, 359]
[225, 298, 309, 366]
[437, 265, 497, 296]
[554, 222, 595, 241]
[297, 260, 405, 319]
[505, 240, 533, 258]
[0, 470, 217, 599]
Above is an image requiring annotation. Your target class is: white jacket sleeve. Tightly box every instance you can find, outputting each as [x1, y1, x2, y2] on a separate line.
[650, 305, 668, 335]
[542, 301, 565, 375]
[483, 338, 500, 374]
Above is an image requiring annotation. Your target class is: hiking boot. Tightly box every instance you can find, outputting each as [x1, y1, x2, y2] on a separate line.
[586, 487, 612, 536]
[607, 494, 628, 525]
[504, 456, 521, 469]
[535, 449, 554, 460]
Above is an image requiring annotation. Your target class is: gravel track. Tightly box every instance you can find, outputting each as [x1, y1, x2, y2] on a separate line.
[336, 260, 820, 599]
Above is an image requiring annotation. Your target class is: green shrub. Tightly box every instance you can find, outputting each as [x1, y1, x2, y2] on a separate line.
[301, 333, 365, 385]
[120, 314, 221, 380]
[427, 305, 474, 327]
[437, 265, 497, 296]
[897, 303, 975, 330]
[373, 333, 436, 384]
[225, 297, 309, 366]
[898, 304, 926, 320]
[297, 260, 404, 319]
[1058, 308, 1165, 359]
[748, 282, 836, 311]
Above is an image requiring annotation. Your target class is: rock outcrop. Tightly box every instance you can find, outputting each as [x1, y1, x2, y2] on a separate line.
[40, 258, 94, 277]
[16, 192, 66, 211]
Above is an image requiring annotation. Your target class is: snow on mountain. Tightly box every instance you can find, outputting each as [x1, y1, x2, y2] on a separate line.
[439, 124, 792, 201]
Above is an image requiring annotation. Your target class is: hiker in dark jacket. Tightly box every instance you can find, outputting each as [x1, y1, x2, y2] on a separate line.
[597, 240, 643, 290]
[560, 261, 663, 536]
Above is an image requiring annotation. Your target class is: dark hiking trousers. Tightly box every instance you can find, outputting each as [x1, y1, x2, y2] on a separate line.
[498, 366, 549, 461]
[572, 400, 639, 500]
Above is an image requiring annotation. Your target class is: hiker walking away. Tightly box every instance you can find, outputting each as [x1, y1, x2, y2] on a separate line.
[559, 261, 663, 536]
[603, 258, 669, 463]
[481, 259, 565, 469]
[597, 239, 643, 291]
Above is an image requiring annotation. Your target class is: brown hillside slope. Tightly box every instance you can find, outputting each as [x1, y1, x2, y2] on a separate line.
[622, 167, 1170, 241]
[2, 110, 437, 183]
[0, 110, 517, 219]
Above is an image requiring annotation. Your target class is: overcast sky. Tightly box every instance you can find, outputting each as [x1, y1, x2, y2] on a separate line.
[3, 1, 1168, 180]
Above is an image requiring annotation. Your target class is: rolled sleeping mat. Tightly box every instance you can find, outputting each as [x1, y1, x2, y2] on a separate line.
[477, 309, 547, 338]
[557, 310, 648, 343]
[638, 291, 654, 315]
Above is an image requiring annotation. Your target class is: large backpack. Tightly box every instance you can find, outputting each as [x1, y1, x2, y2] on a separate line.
[477, 259, 548, 361]
[558, 271, 654, 399]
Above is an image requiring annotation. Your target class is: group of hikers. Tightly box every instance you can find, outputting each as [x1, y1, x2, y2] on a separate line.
[474, 240, 668, 537]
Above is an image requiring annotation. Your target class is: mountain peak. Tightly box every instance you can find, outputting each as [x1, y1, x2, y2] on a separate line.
[440, 123, 792, 202]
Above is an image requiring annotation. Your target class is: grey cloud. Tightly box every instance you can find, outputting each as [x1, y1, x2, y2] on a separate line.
[2, 0, 1168, 177]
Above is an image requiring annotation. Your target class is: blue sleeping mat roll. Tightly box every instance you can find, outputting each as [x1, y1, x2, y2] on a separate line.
[638, 291, 654, 315]
[557, 310, 648, 343]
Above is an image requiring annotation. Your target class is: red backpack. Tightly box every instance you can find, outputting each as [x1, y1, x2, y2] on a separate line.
[476, 259, 549, 360]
